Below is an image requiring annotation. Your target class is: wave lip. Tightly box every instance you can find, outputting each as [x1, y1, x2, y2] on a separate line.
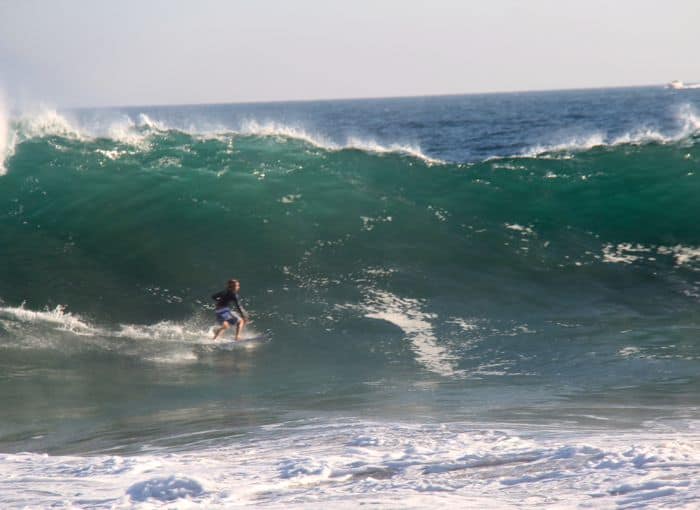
[520, 104, 700, 158]
[237, 119, 444, 164]
[344, 136, 444, 164]
[0, 93, 16, 176]
[2, 106, 445, 167]
[4, 100, 700, 168]
[521, 133, 606, 157]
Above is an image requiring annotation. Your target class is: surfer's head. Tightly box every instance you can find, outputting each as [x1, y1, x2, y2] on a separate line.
[228, 279, 240, 292]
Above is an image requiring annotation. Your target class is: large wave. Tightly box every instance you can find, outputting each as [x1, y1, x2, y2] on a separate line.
[2, 106, 700, 375]
[1, 92, 699, 384]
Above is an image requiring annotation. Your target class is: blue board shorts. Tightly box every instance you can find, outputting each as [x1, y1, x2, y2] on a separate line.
[215, 307, 241, 325]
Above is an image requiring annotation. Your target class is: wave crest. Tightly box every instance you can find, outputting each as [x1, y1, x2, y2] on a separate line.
[521, 104, 700, 157]
[3, 100, 700, 170]
[237, 119, 443, 164]
[3, 108, 442, 166]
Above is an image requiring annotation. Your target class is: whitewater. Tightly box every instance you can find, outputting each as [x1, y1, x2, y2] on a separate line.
[1, 86, 700, 508]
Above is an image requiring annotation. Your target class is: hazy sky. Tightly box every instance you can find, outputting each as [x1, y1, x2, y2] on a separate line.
[1, 0, 698, 107]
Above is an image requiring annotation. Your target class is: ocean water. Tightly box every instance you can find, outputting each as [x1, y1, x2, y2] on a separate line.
[1, 87, 700, 508]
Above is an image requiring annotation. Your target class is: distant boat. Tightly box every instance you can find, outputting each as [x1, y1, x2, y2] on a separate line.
[666, 80, 700, 90]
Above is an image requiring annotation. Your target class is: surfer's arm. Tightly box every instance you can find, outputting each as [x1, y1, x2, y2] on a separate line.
[233, 294, 249, 320]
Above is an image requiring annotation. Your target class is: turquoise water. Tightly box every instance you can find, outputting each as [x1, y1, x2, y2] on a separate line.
[1, 87, 700, 507]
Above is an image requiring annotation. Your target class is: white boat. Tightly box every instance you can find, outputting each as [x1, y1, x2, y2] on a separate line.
[667, 80, 685, 89]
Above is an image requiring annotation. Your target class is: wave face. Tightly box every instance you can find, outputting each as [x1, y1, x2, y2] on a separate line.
[2, 87, 700, 508]
[2, 99, 700, 322]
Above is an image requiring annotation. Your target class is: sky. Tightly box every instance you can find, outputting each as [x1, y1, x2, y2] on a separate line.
[0, 0, 698, 108]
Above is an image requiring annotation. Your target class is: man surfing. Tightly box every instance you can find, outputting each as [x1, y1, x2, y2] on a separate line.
[211, 279, 249, 340]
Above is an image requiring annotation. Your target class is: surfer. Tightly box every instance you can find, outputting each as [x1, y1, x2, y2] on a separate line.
[211, 279, 249, 340]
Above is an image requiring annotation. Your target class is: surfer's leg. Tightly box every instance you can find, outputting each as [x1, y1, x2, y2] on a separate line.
[235, 318, 246, 341]
[213, 322, 229, 339]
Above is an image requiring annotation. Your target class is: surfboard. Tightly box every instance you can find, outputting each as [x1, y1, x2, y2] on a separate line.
[213, 334, 266, 350]
[196, 333, 267, 352]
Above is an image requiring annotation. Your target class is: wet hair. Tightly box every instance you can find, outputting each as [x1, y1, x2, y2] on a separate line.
[228, 279, 239, 286]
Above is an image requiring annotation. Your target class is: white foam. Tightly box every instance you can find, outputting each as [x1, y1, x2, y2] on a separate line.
[4, 97, 700, 174]
[238, 119, 443, 164]
[629, 104, 700, 143]
[602, 243, 652, 265]
[427, 205, 448, 222]
[362, 289, 462, 378]
[658, 244, 700, 268]
[4, 105, 87, 150]
[344, 136, 444, 165]
[279, 194, 302, 204]
[104, 116, 146, 146]
[619, 346, 642, 358]
[136, 113, 167, 131]
[602, 242, 700, 269]
[522, 104, 700, 158]
[360, 215, 393, 231]
[1, 422, 699, 508]
[95, 148, 128, 160]
[678, 107, 700, 138]
[99, 113, 169, 149]
[0, 92, 14, 176]
[0, 103, 79, 176]
[115, 320, 204, 342]
[505, 223, 534, 235]
[611, 128, 669, 145]
[238, 119, 335, 148]
[2, 107, 443, 169]
[4, 106, 142, 153]
[126, 475, 204, 502]
[0, 302, 263, 362]
[5, 107, 159, 155]
[20, 107, 80, 140]
[116, 319, 263, 343]
[0, 303, 99, 336]
[0, 303, 202, 344]
[446, 317, 479, 332]
[522, 133, 606, 157]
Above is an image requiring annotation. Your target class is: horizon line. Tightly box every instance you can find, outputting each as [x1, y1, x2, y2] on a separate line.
[62, 82, 682, 112]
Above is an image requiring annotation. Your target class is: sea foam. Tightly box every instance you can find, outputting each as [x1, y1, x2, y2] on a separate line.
[358, 288, 462, 378]
[1, 422, 698, 508]
[0, 303, 98, 336]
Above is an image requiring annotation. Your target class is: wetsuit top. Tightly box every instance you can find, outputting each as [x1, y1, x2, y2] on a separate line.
[211, 290, 247, 318]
